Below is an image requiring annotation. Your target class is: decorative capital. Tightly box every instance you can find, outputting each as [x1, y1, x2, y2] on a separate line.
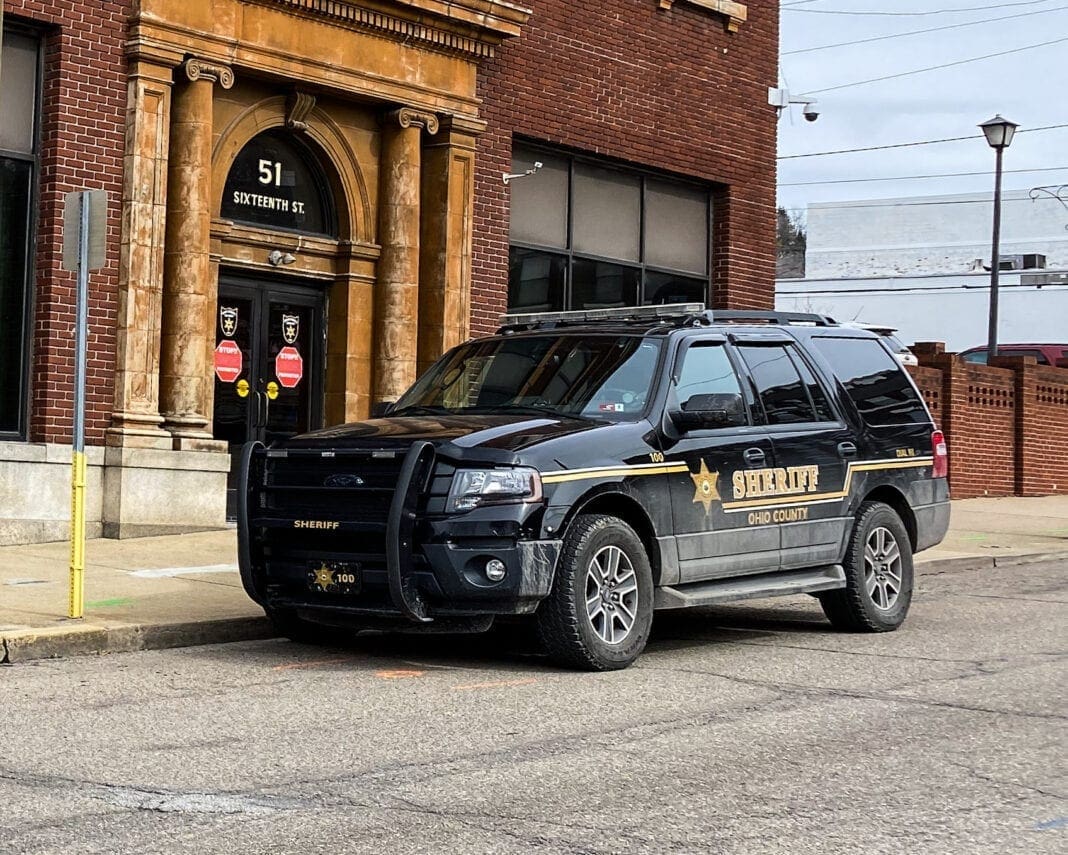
[391, 107, 440, 136]
[286, 91, 317, 132]
[182, 57, 235, 90]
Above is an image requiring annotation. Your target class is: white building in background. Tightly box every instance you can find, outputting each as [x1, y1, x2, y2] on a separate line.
[777, 190, 1068, 351]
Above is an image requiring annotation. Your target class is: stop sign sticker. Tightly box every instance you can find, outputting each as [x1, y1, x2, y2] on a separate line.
[275, 346, 303, 388]
[214, 340, 243, 383]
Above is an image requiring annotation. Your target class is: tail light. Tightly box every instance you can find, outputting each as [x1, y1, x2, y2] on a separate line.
[931, 430, 948, 479]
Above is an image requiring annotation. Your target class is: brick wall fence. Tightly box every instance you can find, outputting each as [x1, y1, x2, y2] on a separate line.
[908, 343, 1068, 498]
[472, 0, 780, 336]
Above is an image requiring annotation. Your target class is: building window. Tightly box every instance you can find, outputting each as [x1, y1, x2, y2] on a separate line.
[508, 144, 711, 313]
[0, 29, 41, 438]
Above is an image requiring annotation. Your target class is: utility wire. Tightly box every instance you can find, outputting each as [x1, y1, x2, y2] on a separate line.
[799, 36, 1068, 96]
[778, 124, 1068, 160]
[785, 0, 1058, 16]
[783, 4, 1068, 56]
[779, 166, 1068, 187]
[797, 195, 1054, 210]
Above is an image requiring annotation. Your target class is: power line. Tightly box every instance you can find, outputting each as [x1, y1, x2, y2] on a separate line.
[801, 194, 1055, 210]
[799, 36, 1068, 96]
[778, 123, 1068, 160]
[785, 0, 1059, 16]
[783, 4, 1068, 56]
[779, 166, 1068, 187]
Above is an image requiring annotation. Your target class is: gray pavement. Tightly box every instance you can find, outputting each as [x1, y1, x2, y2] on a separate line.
[1, 495, 1067, 663]
[0, 558, 1064, 854]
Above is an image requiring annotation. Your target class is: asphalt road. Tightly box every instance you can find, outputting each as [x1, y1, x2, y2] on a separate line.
[1, 560, 1065, 855]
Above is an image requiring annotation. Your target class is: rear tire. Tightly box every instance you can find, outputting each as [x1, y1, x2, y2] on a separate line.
[536, 514, 654, 671]
[819, 501, 913, 632]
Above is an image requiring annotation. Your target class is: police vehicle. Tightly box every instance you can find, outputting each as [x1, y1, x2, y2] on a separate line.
[237, 304, 950, 670]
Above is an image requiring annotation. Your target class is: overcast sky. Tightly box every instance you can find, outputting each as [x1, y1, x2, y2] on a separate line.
[775, 0, 1068, 214]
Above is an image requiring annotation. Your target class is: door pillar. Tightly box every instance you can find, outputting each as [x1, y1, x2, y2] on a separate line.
[418, 115, 483, 376]
[373, 107, 439, 403]
[159, 57, 233, 447]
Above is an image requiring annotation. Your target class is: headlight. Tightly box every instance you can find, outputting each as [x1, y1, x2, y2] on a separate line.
[446, 467, 543, 513]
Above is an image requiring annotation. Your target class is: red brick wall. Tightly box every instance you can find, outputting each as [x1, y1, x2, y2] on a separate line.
[4, 1, 127, 445]
[911, 347, 1068, 499]
[471, 0, 779, 335]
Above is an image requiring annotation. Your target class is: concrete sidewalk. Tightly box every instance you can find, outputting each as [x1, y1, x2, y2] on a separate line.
[2, 496, 1067, 664]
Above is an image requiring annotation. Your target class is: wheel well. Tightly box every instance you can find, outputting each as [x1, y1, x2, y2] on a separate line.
[562, 493, 662, 585]
[862, 486, 917, 551]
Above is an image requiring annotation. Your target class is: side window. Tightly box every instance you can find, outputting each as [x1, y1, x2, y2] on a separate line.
[1003, 348, 1050, 365]
[813, 336, 928, 426]
[675, 343, 746, 420]
[737, 344, 822, 425]
[790, 351, 837, 422]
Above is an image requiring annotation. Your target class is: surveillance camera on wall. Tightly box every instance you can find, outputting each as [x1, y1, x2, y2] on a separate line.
[802, 102, 820, 122]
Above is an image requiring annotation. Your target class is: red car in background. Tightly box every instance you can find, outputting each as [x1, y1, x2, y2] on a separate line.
[960, 343, 1068, 367]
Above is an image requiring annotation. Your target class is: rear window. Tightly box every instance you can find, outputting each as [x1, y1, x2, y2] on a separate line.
[812, 337, 928, 426]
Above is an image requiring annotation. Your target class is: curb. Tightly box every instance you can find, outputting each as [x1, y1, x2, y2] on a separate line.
[1, 616, 276, 665]
[916, 549, 1067, 574]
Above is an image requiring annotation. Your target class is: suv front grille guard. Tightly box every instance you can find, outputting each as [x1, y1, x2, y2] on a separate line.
[237, 440, 438, 624]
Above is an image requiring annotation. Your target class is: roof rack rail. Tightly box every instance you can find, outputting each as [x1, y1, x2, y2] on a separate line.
[709, 310, 838, 326]
[498, 303, 706, 332]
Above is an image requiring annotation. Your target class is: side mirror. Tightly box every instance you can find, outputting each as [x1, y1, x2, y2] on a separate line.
[371, 401, 395, 418]
[670, 393, 746, 432]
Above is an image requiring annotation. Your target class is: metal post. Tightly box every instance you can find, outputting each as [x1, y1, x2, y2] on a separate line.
[68, 191, 91, 619]
[986, 144, 1005, 364]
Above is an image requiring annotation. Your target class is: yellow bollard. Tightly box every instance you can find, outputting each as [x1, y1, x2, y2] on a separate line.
[68, 450, 86, 619]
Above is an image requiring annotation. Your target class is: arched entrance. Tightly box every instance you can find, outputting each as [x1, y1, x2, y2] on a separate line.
[212, 127, 343, 515]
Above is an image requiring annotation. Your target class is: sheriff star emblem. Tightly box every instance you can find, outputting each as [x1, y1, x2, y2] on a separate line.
[690, 460, 721, 514]
[312, 564, 334, 590]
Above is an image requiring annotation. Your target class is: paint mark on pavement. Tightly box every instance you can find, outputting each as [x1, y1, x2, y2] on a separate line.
[375, 668, 426, 680]
[272, 656, 358, 672]
[3, 578, 50, 586]
[85, 597, 135, 608]
[1035, 817, 1067, 830]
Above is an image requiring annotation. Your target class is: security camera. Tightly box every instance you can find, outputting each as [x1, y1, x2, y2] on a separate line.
[802, 102, 820, 122]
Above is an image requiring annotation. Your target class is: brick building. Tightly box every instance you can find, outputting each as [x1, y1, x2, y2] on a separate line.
[0, 0, 778, 544]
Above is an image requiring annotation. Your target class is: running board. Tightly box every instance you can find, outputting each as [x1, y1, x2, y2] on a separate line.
[654, 564, 846, 610]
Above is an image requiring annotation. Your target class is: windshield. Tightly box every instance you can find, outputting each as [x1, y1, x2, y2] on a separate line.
[394, 334, 662, 421]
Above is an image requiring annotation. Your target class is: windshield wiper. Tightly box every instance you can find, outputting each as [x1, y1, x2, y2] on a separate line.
[390, 405, 454, 416]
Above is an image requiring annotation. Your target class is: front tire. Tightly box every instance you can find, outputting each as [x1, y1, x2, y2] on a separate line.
[819, 501, 913, 632]
[536, 514, 654, 671]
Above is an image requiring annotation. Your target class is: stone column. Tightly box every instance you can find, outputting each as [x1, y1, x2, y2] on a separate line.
[418, 115, 483, 377]
[108, 54, 180, 449]
[159, 58, 233, 446]
[373, 107, 439, 403]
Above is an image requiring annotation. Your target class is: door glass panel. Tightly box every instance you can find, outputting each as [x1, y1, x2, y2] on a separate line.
[738, 344, 817, 425]
[675, 343, 744, 411]
[213, 296, 254, 449]
[264, 301, 314, 444]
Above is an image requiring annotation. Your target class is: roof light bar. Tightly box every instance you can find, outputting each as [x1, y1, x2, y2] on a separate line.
[500, 303, 706, 328]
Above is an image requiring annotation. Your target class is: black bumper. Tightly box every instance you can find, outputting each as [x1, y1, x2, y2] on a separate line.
[237, 441, 561, 627]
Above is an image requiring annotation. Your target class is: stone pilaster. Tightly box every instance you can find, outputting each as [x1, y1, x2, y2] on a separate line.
[373, 107, 439, 403]
[108, 56, 178, 449]
[159, 57, 233, 446]
[417, 115, 483, 376]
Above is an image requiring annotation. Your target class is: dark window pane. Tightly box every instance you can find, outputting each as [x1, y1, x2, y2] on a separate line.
[789, 350, 836, 422]
[1001, 348, 1050, 364]
[508, 247, 566, 312]
[571, 259, 639, 310]
[0, 32, 39, 154]
[509, 148, 568, 249]
[676, 344, 744, 411]
[813, 337, 928, 426]
[738, 344, 816, 425]
[0, 158, 32, 433]
[643, 271, 706, 305]
[221, 131, 335, 235]
[644, 180, 708, 274]
[573, 164, 640, 262]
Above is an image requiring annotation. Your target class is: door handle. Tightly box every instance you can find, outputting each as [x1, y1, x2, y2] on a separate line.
[838, 441, 858, 458]
[743, 447, 766, 466]
[254, 391, 266, 429]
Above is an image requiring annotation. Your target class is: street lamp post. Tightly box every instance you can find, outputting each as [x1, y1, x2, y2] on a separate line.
[979, 115, 1019, 363]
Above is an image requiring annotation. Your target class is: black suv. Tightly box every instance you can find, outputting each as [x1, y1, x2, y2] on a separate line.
[238, 305, 950, 670]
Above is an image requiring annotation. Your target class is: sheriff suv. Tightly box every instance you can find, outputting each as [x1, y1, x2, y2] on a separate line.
[237, 305, 950, 670]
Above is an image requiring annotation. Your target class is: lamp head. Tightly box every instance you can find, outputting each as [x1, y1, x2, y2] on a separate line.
[979, 115, 1020, 149]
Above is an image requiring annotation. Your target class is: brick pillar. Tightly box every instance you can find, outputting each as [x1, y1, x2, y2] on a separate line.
[108, 54, 179, 449]
[931, 352, 963, 494]
[418, 115, 482, 377]
[992, 355, 1037, 496]
[159, 58, 233, 446]
[374, 107, 439, 402]
[911, 341, 946, 367]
